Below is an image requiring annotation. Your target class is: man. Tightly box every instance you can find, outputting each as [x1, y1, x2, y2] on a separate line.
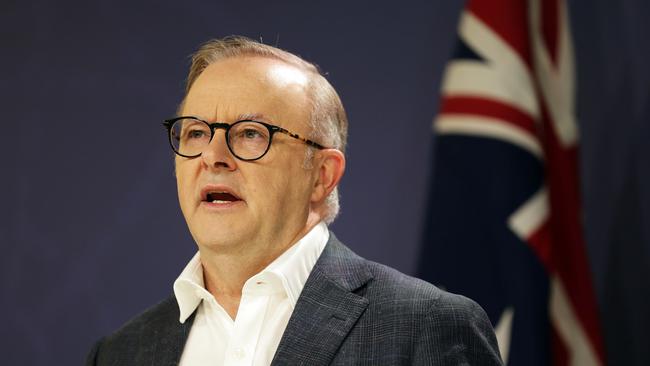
[86, 36, 502, 365]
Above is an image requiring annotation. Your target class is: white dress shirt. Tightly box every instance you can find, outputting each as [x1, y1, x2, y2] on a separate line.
[173, 222, 329, 366]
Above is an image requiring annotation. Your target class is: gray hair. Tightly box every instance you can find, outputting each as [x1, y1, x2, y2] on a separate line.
[182, 36, 348, 224]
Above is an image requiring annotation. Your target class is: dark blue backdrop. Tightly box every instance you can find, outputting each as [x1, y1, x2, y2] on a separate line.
[2, 1, 648, 365]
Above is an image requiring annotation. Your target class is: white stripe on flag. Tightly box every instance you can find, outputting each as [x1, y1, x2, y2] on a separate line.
[550, 276, 601, 366]
[435, 115, 543, 158]
[440, 11, 539, 119]
[529, 0, 578, 147]
[507, 187, 549, 240]
[494, 306, 515, 365]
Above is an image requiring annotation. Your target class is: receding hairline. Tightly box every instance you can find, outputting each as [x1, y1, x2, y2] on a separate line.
[184, 36, 323, 92]
[178, 53, 326, 122]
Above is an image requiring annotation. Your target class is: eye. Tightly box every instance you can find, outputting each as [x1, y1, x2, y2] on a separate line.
[242, 128, 262, 139]
[187, 129, 207, 139]
[231, 122, 269, 141]
[180, 122, 210, 141]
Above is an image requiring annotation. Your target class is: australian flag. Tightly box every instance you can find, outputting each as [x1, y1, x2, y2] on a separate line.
[418, 0, 606, 364]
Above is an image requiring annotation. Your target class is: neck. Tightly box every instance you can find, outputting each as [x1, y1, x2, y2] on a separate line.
[198, 212, 322, 319]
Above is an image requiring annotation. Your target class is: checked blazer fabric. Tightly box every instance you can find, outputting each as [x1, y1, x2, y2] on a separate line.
[86, 233, 503, 365]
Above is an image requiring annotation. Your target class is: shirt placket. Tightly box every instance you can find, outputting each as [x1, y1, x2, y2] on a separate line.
[223, 280, 273, 365]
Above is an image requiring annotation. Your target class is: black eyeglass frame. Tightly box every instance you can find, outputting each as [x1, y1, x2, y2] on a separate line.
[163, 116, 327, 161]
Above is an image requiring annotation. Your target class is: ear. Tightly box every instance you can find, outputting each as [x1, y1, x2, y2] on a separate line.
[311, 149, 346, 204]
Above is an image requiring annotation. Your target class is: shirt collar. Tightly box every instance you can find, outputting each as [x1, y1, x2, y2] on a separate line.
[173, 252, 211, 323]
[264, 221, 329, 306]
[173, 222, 329, 323]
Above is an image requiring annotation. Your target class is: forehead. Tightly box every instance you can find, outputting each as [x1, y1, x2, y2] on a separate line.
[183, 56, 312, 127]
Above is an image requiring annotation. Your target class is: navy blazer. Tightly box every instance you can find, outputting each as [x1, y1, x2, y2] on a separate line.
[87, 234, 503, 365]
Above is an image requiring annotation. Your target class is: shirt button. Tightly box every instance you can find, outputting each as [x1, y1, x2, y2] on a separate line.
[233, 347, 246, 359]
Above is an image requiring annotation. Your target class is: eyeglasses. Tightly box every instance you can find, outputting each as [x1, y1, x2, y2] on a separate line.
[163, 116, 326, 161]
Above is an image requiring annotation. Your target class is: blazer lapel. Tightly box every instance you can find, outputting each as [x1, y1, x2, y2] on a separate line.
[271, 235, 372, 366]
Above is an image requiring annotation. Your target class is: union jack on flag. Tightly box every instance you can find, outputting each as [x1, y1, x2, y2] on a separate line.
[418, 0, 606, 364]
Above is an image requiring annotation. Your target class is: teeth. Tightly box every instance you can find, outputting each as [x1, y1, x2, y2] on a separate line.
[212, 200, 229, 204]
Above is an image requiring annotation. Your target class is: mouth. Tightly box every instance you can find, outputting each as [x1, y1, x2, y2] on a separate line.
[204, 191, 241, 204]
[200, 186, 244, 208]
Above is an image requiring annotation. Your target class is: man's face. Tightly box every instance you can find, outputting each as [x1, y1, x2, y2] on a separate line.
[176, 56, 317, 255]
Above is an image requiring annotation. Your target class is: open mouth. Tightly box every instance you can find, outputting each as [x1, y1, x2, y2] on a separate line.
[203, 191, 242, 204]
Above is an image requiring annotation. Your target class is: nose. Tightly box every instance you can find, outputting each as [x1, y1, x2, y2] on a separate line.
[200, 129, 237, 171]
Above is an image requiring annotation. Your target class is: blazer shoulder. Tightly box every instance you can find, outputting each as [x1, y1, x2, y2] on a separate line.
[325, 235, 490, 318]
[362, 261, 503, 364]
[105, 295, 179, 341]
[362, 259, 445, 303]
[414, 289, 503, 364]
[324, 234, 459, 307]
[363, 258, 495, 329]
[87, 296, 186, 366]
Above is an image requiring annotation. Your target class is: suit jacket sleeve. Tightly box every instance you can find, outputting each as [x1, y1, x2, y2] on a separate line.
[414, 291, 503, 365]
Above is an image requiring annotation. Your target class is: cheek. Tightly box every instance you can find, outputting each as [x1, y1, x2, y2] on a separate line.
[245, 166, 296, 209]
[246, 170, 279, 206]
[269, 166, 313, 208]
[175, 161, 198, 205]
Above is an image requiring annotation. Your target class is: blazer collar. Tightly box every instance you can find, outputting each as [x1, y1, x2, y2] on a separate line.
[271, 233, 373, 365]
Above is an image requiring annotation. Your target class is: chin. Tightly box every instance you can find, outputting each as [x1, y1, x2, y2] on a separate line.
[186, 207, 240, 237]
[189, 219, 249, 249]
[193, 230, 241, 250]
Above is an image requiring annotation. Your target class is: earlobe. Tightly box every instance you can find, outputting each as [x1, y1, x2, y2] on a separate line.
[311, 149, 345, 203]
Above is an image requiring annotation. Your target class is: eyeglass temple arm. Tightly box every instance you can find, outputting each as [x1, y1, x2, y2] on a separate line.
[274, 127, 326, 149]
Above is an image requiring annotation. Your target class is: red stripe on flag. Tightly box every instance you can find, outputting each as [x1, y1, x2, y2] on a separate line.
[551, 327, 569, 366]
[541, 0, 560, 66]
[467, 0, 532, 68]
[439, 96, 539, 137]
[538, 101, 607, 362]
